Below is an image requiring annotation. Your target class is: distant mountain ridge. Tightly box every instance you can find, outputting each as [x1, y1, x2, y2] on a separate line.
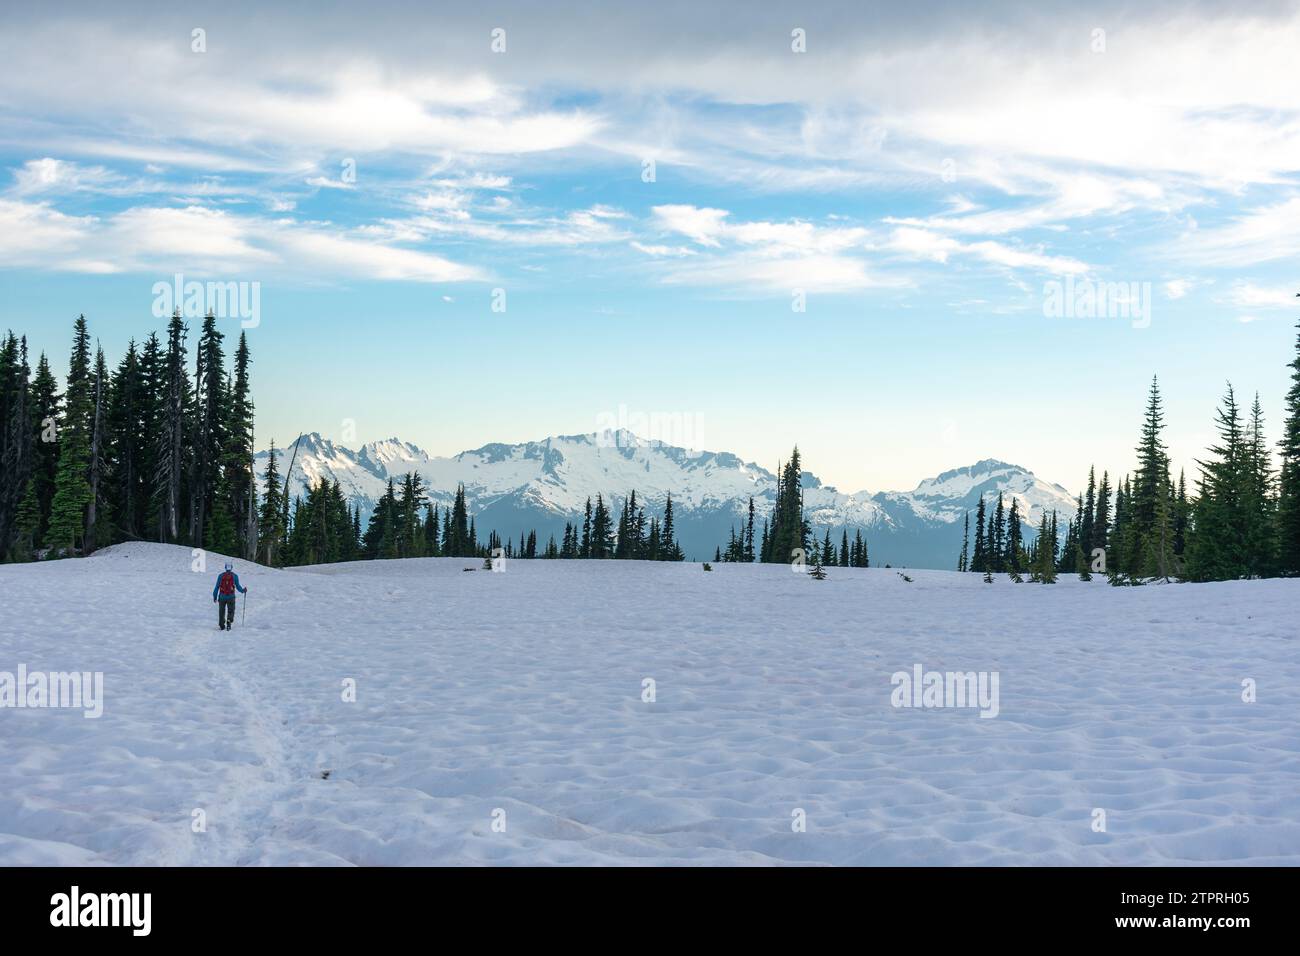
[255, 431, 1077, 568]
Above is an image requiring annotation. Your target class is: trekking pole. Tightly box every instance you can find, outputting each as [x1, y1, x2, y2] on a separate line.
[242, 590, 247, 626]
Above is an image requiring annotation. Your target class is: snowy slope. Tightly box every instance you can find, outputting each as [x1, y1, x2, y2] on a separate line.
[3, 543, 1298, 866]
[257, 433, 1077, 567]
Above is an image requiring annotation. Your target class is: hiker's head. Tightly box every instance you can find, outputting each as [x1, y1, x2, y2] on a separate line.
[224, 562, 233, 571]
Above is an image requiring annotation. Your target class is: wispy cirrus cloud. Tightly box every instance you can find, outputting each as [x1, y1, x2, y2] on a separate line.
[1179, 196, 1300, 267]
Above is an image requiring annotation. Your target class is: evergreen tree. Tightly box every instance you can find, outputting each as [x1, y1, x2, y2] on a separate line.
[396, 472, 427, 558]
[10, 478, 41, 561]
[990, 493, 1006, 573]
[442, 484, 471, 556]
[590, 494, 613, 558]
[46, 316, 94, 555]
[1079, 467, 1096, 567]
[1031, 513, 1057, 582]
[257, 442, 286, 566]
[28, 351, 61, 547]
[744, 497, 756, 563]
[431, 504, 447, 556]
[615, 495, 630, 558]
[1141, 467, 1177, 581]
[1108, 477, 1130, 583]
[0, 334, 33, 558]
[1128, 376, 1170, 572]
[809, 548, 827, 580]
[660, 493, 683, 560]
[1092, 471, 1111, 557]
[1186, 384, 1250, 581]
[958, 511, 969, 572]
[1005, 498, 1023, 572]
[853, 529, 868, 568]
[188, 311, 227, 546]
[1172, 469, 1189, 560]
[363, 479, 400, 560]
[153, 311, 189, 543]
[1243, 394, 1277, 577]
[227, 332, 256, 558]
[764, 448, 808, 564]
[971, 496, 987, 573]
[1279, 317, 1300, 574]
[105, 340, 149, 540]
[83, 346, 113, 550]
[1074, 527, 1091, 581]
[581, 497, 592, 558]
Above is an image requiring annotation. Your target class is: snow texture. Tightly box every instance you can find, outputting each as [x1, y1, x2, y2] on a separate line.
[2, 542, 1297, 866]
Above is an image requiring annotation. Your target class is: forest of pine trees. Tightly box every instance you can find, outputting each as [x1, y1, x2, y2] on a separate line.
[2, 313, 259, 562]
[956, 322, 1300, 583]
[283, 481, 689, 566]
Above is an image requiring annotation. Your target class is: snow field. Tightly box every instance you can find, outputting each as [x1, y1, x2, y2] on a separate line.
[1, 543, 1298, 865]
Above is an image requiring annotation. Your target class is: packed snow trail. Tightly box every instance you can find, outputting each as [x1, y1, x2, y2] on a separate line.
[2, 542, 1299, 865]
[165, 620, 297, 866]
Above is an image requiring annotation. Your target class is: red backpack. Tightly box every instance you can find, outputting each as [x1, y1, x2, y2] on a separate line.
[218, 571, 236, 596]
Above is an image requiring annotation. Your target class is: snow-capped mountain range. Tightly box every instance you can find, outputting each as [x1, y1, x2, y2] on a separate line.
[255, 430, 1078, 567]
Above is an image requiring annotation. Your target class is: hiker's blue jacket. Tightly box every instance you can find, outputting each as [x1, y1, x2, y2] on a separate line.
[213, 570, 247, 601]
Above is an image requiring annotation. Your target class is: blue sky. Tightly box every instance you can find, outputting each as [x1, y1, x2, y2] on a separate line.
[1, 0, 1297, 494]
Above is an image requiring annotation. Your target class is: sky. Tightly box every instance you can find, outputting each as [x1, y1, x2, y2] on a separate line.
[1, 0, 1298, 495]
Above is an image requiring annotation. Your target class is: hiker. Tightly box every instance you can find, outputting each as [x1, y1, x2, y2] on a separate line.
[213, 561, 248, 631]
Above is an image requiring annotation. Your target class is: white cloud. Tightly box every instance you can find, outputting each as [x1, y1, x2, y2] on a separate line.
[12, 158, 115, 194]
[0, 199, 484, 284]
[630, 241, 695, 257]
[651, 205, 730, 247]
[660, 252, 895, 295]
[646, 204, 890, 292]
[2, 5, 1299, 299]
[1181, 197, 1300, 267]
[0, 199, 100, 260]
[646, 205, 1090, 293]
[1225, 280, 1298, 310]
[964, 240, 1089, 276]
[390, 203, 632, 247]
[885, 226, 1090, 275]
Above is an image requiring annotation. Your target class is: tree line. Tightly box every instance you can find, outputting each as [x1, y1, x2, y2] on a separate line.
[955, 320, 1300, 583]
[258, 463, 689, 566]
[0, 315, 695, 568]
[8, 312, 1297, 581]
[711, 447, 872, 567]
[1, 313, 256, 561]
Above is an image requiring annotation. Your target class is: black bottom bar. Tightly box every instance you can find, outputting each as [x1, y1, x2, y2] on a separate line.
[0, 866, 1280, 942]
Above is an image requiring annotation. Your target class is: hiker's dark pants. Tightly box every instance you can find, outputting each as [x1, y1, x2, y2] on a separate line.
[218, 598, 236, 628]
